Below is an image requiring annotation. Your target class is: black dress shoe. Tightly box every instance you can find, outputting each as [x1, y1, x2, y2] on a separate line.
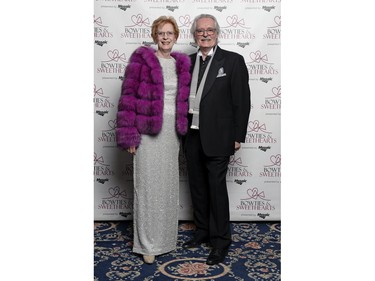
[206, 247, 228, 265]
[183, 237, 208, 248]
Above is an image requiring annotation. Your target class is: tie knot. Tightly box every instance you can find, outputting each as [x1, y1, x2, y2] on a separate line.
[201, 55, 211, 64]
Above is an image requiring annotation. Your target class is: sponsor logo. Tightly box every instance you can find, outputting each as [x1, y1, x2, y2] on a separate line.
[257, 213, 270, 219]
[118, 4, 131, 11]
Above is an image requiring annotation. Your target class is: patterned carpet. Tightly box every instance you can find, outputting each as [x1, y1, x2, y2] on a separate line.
[94, 221, 281, 280]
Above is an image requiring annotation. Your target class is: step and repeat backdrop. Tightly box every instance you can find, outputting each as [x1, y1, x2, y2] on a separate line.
[94, 0, 281, 221]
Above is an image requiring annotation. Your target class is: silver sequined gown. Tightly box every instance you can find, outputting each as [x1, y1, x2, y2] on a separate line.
[133, 56, 180, 256]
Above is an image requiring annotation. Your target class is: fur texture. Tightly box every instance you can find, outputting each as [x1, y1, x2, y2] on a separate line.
[116, 46, 191, 149]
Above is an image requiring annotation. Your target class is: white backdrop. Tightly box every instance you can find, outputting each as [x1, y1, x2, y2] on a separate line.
[94, 0, 281, 221]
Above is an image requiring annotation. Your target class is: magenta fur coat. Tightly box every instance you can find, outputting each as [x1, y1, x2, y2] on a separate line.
[116, 46, 191, 149]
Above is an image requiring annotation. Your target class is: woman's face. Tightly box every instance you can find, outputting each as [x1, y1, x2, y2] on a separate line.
[155, 23, 176, 52]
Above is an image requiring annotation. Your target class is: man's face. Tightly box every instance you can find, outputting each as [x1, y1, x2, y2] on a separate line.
[194, 17, 218, 49]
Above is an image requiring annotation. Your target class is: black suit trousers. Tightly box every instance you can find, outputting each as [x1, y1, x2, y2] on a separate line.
[184, 129, 231, 249]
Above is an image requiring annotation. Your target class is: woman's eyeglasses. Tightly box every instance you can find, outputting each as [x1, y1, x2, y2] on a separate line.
[156, 31, 175, 37]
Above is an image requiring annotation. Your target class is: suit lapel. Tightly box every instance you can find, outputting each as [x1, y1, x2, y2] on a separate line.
[190, 54, 197, 73]
[201, 46, 225, 101]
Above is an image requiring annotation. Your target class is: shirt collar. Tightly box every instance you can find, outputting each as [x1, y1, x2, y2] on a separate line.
[197, 46, 216, 57]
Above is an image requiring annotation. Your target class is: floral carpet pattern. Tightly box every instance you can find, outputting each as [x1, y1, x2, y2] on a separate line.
[94, 221, 281, 280]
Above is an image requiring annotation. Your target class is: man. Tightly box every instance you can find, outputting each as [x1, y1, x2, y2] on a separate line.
[183, 14, 251, 265]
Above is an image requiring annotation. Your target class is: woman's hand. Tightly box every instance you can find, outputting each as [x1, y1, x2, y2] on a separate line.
[127, 146, 137, 155]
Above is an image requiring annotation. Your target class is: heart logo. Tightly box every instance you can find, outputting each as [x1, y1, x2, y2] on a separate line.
[274, 16, 281, 26]
[108, 120, 117, 130]
[270, 154, 281, 166]
[107, 49, 119, 60]
[272, 86, 281, 98]
[179, 15, 191, 27]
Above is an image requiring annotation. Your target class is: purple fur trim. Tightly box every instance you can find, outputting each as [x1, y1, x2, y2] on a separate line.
[172, 51, 191, 135]
[176, 117, 188, 135]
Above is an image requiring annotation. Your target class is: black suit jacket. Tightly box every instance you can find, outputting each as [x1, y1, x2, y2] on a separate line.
[188, 46, 251, 157]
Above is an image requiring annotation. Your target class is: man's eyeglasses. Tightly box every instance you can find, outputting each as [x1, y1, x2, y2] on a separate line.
[156, 31, 175, 37]
[195, 28, 216, 36]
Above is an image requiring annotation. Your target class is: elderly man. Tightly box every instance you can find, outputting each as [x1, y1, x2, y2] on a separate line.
[183, 14, 251, 265]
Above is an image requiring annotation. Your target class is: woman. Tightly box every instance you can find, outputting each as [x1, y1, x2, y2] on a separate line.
[116, 16, 191, 264]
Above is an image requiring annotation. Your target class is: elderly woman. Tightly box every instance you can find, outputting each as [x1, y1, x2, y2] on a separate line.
[116, 16, 191, 264]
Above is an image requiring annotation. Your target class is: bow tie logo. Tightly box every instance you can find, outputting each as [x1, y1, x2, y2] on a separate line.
[247, 120, 271, 133]
[102, 49, 127, 63]
[241, 188, 270, 201]
[94, 85, 109, 98]
[94, 153, 109, 166]
[222, 15, 251, 29]
[249, 51, 272, 64]
[94, 15, 108, 28]
[229, 156, 247, 167]
[125, 14, 150, 27]
[103, 186, 131, 199]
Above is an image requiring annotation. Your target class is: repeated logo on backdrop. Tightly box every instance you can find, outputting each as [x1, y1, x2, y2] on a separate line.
[247, 50, 278, 75]
[94, 15, 113, 40]
[94, 84, 115, 111]
[220, 15, 255, 42]
[178, 15, 194, 42]
[121, 14, 151, 41]
[227, 155, 253, 178]
[264, 16, 281, 40]
[97, 119, 117, 144]
[97, 185, 133, 216]
[245, 120, 277, 144]
[260, 85, 281, 110]
[236, 187, 276, 219]
[96, 49, 127, 74]
[260, 154, 281, 182]
[94, 153, 115, 177]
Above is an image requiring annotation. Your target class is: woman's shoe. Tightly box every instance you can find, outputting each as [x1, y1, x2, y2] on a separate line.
[143, 255, 155, 264]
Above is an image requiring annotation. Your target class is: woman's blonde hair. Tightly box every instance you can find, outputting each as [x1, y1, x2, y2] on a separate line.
[151, 16, 180, 43]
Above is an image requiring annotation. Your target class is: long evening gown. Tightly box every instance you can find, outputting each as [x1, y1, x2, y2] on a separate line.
[132, 56, 180, 256]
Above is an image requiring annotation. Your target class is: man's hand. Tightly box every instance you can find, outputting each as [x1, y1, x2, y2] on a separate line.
[235, 142, 241, 151]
